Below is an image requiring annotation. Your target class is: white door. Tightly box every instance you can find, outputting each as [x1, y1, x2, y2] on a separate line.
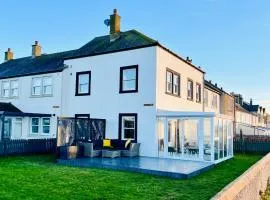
[13, 118, 22, 139]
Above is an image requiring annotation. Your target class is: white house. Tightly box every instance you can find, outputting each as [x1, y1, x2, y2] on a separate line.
[58, 9, 233, 163]
[0, 9, 234, 163]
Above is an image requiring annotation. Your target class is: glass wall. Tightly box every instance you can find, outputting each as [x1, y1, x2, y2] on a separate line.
[183, 119, 199, 158]
[204, 118, 211, 161]
[156, 116, 233, 162]
[157, 118, 165, 157]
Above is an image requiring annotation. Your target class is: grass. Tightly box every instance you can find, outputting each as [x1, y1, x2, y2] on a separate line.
[0, 154, 262, 200]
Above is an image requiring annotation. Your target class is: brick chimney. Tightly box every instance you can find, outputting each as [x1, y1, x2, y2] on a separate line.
[32, 41, 41, 57]
[5, 48, 13, 61]
[110, 9, 121, 42]
[250, 98, 253, 105]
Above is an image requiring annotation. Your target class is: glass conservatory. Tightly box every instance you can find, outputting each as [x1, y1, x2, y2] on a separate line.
[156, 111, 233, 163]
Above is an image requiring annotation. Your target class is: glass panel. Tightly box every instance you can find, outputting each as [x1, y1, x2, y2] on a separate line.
[124, 117, 135, 128]
[228, 121, 233, 156]
[32, 126, 39, 133]
[219, 120, 224, 159]
[123, 68, 136, 81]
[122, 80, 136, 91]
[2, 81, 9, 97]
[166, 71, 173, 93]
[124, 129, 134, 139]
[157, 118, 165, 156]
[214, 119, 219, 160]
[184, 119, 199, 158]
[224, 120, 228, 157]
[43, 126, 50, 134]
[78, 74, 89, 94]
[43, 118, 50, 126]
[32, 118, 39, 126]
[173, 74, 179, 95]
[3, 118, 12, 139]
[204, 118, 211, 161]
[168, 119, 182, 157]
[43, 77, 52, 95]
[32, 78, 41, 95]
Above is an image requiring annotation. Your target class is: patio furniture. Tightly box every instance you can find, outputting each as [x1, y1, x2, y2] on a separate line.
[102, 149, 121, 158]
[121, 143, 140, 157]
[81, 142, 101, 157]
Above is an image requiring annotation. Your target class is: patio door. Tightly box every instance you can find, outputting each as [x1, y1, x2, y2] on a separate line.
[167, 119, 182, 158]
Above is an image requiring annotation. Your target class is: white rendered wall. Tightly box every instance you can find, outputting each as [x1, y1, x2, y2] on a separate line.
[63, 47, 158, 157]
[155, 46, 204, 112]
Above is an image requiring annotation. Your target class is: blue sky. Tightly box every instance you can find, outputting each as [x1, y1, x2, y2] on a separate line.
[0, 0, 269, 110]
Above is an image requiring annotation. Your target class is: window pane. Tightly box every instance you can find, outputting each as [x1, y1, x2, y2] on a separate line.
[32, 126, 39, 133]
[173, 74, 179, 95]
[166, 71, 173, 93]
[78, 74, 89, 94]
[43, 86, 52, 95]
[3, 82, 9, 89]
[43, 126, 50, 134]
[124, 129, 135, 139]
[32, 118, 39, 126]
[32, 78, 41, 86]
[43, 77, 52, 85]
[123, 80, 136, 91]
[11, 81, 18, 89]
[124, 117, 135, 128]
[123, 69, 136, 81]
[43, 118, 50, 126]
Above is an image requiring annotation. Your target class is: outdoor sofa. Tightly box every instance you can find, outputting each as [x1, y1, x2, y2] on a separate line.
[80, 139, 140, 158]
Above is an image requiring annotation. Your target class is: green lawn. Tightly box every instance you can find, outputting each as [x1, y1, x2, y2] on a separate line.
[0, 154, 262, 200]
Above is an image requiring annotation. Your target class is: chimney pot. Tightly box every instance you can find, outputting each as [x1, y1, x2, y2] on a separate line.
[5, 48, 13, 61]
[250, 98, 253, 105]
[113, 9, 117, 14]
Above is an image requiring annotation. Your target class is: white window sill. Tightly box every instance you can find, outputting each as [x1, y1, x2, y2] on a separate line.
[30, 94, 53, 98]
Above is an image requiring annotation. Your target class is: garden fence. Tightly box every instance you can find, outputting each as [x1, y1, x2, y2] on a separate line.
[0, 138, 56, 156]
[234, 136, 270, 154]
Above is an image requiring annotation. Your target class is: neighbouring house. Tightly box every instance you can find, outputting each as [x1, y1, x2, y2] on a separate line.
[0, 44, 75, 140]
[0, 9, 234, 163]
[233, 93, 269, 136]
[204, 80, 235, 160]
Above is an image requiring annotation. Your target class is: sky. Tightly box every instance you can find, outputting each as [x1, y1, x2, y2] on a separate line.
[0, 0, 269, 111]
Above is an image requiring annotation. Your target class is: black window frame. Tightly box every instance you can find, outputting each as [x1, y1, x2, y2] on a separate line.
[119, 65, 138, 93]
[75, 71, 91, 96]
[118, 113, 137, 142]
[166, 68, 181, 97]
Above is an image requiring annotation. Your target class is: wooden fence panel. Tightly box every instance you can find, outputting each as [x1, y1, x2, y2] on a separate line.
[0, 139, 56, 156]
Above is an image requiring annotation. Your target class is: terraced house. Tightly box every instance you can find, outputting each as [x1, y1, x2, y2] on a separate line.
[0, 9, 234, 163]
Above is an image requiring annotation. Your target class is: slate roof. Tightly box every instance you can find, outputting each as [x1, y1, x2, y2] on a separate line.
[0, 102, 22, 112]
[204, 80, 222, 94]
[242, 102, 260, 112]
[0, 29, 203, 79]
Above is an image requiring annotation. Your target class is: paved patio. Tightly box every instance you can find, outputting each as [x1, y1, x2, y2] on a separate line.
[57, 157, 214, 179]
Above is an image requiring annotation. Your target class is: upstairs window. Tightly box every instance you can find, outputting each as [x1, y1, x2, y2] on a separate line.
[2, 81, 10, 98]
[32, 76, 53, 97]
[196, 83, 201, 103]
[166, 69, 180, 96]
[43, 77, 52, 95]
[76, 71, 91, 96]
[212, 94, 218, 109]
[32, 78, 42, 96]
[10, 80, 19, 97]
[187, 79, 193, 100]
[204, 90, 209, 107]
[166, 71, 173, 93]
[120, 65, 138, 93]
